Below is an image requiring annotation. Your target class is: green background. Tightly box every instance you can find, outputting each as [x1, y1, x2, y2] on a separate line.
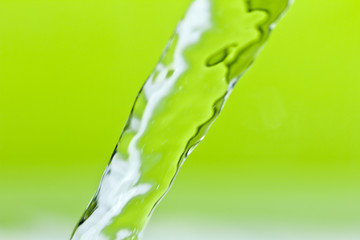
[0, 0, 359, 237]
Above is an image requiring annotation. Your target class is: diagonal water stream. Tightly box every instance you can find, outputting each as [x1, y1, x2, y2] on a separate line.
[71, 0, 293, 239]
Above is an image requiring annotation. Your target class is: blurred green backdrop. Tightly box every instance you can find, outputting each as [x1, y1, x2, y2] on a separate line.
[0, 0, 359, 238]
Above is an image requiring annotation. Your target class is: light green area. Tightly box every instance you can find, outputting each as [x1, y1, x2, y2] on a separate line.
[0, 0, 359, 234]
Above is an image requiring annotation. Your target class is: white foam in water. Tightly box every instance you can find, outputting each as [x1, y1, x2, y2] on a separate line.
[71, 0, 212, 239]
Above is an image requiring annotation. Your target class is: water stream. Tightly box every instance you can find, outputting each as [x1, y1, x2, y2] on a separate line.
[71, 0, 293, 239]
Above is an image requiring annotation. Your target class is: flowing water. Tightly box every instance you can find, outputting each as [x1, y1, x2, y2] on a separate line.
[71, 0, 293, 239]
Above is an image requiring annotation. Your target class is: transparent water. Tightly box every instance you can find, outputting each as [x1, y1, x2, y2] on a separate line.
[71, 0, 293, 239]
